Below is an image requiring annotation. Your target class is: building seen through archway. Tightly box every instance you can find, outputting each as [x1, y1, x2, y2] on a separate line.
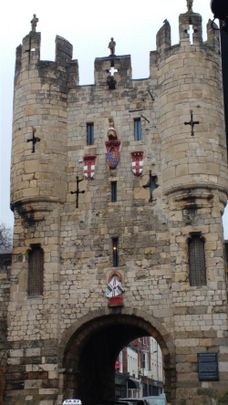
[115, 337, 164, 399]
[62, 313, 173, 405]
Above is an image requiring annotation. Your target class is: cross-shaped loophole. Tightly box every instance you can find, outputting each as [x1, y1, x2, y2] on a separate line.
[109, 66, 118, 76]
[188, 24, 194, 44]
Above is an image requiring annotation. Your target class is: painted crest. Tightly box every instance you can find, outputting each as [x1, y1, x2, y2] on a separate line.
[131, 151, 144, 176]
[105, 118, 121, 170]
[105, 274, 125, 307]
[83, 154, 96, 179]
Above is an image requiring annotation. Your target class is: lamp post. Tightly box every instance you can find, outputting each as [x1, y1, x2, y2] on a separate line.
[211, 0, 228, 29]
[210, 0, 228, 150]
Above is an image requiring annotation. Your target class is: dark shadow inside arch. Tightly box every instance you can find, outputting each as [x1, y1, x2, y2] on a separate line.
[62, 314, 176, 405]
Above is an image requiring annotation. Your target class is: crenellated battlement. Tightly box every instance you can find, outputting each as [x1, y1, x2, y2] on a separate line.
[179, 8, 203, 44]
[15, 32, 79, 92]
[14, 6, 220, 91]
[95, 54, 132, 88]
[154, 9, 220, 63]
[11, 3, 226, 218]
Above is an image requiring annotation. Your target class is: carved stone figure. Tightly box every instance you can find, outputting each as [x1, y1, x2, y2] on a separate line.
[108, 37, 116, 56]
[31, 14, 39, 32]
[107, 118, 117, 140]
[187, 0, 193, 12]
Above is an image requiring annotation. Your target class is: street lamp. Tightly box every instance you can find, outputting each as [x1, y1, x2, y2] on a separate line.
[211, 0, 228, 32]
[210, 0, 228, 152]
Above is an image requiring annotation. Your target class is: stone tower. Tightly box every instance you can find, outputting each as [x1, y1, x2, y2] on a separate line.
[6, 3, 228, 405]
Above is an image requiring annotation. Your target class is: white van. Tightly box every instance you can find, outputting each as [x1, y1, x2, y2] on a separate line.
[62, 400, 82, 405]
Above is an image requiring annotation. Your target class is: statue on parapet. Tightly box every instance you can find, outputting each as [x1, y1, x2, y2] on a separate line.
[108, 37, 116, 56]
[187, 0, 193, 12]
[31, 14, 39, 32]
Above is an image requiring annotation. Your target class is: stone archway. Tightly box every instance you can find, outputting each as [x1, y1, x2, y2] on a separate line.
[59, 308, 176, 405]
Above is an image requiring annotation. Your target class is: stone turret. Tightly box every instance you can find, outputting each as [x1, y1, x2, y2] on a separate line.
[11, 27, 79, 222]
[155, 3, 227, 202]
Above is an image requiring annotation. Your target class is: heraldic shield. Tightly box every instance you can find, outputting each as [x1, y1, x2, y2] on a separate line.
[105, 118, 121, 170]
[105, 140, 121, 169]
[83, 154, 96, 179]
[131, 151, 144, 176]
[105, 273, 125, 307]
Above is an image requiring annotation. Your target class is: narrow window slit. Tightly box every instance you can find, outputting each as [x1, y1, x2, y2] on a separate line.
[111, 181, 117, 202]
[112, 237, 119, 267]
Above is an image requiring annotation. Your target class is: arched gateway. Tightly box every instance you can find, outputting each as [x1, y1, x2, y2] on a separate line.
[59, 310, 176, 405]
[4, 1, 228, 404]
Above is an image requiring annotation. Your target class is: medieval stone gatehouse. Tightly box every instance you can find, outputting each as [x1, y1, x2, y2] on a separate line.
[4, 2, 228, 404]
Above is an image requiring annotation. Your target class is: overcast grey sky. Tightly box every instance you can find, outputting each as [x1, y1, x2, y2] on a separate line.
[1, 0, 227, 235]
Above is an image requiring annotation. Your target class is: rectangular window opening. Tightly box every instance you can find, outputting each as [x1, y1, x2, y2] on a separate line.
[188, 232, 206, 286]
[112, 237, 119, 267]
[28, 244, 44, 297]
[134, 117, 142, 141]
[86, 122, 94, 145]
[111, 181, 117, 202]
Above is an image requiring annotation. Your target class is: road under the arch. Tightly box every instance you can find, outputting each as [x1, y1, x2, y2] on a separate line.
[62, 314, 174, 405]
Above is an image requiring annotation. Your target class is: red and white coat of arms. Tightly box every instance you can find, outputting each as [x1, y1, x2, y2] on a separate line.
[131, 151, 144, 176]
[83, 155, 96, 179]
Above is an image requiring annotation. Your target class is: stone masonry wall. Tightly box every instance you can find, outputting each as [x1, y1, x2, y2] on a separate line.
[6, 5, 228, 405]
[0, 253, 11, 405]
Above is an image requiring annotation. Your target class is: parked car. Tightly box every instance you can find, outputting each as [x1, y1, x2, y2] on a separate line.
[119, 395, 167, 405]
[143, 394, 167, 405]
[118, 398, 148, 405]
[96, 402, 131, 405]
[62, 400, 82, 405]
